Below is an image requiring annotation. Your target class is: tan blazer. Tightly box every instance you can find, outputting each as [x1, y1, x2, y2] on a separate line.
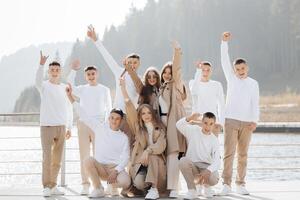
[160, 48, 187, 155]
[125, 99, 167, 190]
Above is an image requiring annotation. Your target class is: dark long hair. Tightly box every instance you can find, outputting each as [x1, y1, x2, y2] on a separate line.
[160, 61, 172, 84]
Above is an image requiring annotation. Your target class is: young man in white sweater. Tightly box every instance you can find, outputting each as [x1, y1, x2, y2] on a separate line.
[177, 112, 220, 199]
[189, 61, 225, 134]
[66, 85, 131, 198]
[35, 51, 73, 197]
[67, 61, 112, 195]
[220, 32, 260, 195]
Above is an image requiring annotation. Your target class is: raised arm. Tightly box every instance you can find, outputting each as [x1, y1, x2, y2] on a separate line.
[171, 41, 185, 94]
[176, 113, 202, 138]
[35, 51, 48, 92]
[87, 25, 123, 77]
[123, 58, 144, 94]
[221, 32, 235, 81]
[120, 78, 138, 134]
[67, 59, 82, 97]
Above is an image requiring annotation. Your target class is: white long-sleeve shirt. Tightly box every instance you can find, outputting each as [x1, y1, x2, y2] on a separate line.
[189, 69, 225, 126]
[221, 41, 260, 123]
[73, 102, 129, 172]
[94, 40, 139, 112]
[68, 70, 112, 122]
[176, 117, 220, 172]
[35, 65, 73, 130]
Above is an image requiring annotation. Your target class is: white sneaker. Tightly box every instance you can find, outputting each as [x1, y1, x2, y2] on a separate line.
[80, 184, 90, 195]
[183, 189, 197, 200]
[236, 185, 250, 195]
[42, 187, 51, 197]
[88, 187, 105, 198]
[196, 184, 203, 196]
[169, 189, 178, 198]
[219, 184, 232, 196]
[106, 184, 119, 196]
[51, 186, 65, 195]
[203, 186, 215, 198]
[145, 187, 159, 199]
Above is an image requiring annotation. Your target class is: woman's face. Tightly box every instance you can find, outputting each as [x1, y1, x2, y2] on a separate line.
[162, 67, 172, 82]
[141, 107, 152, 123]
[146, 71, 158, 86]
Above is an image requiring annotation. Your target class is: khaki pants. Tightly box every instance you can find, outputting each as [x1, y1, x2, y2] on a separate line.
[133, 155, 167, 193]
[84, 157, 131, 190]
[179, 157, 219, 189]
[77, 120, 95, 186]
[222, 118, 252, 186]
[167, 152, 180, 190]
[40, 126, 66, 188]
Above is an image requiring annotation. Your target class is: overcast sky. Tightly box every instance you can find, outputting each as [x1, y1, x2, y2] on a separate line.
[0, 0, 147, 58]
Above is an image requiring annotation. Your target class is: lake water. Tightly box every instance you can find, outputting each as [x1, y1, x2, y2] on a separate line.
[0, 126, 299, 186]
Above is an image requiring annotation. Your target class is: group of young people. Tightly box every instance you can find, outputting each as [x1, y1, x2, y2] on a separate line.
[36, 27, 259, 199]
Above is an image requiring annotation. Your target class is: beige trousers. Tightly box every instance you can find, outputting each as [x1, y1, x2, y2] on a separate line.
[222, 118, 252, 186]
[179, 157, 219, 189]
[167, 152, 180, 190]
[84, 157, 131, 189]
[40, 126, 65, 188]
[77, 120, 95, 186]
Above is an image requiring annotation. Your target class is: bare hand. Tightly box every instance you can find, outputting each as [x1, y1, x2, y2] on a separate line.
[70, 59, 81, 71]
[199, 169, 211, 185]
[40, 51, 49, 65]
[122, 58, 131, 71]
[247, 122, 257, 132]
[87, 25, 98, 42]
[187, 113, 201, 122]
[66, 83, 75, 103]
[172, 40, 181, 50]
[212, 124, 222, 135]
[139, 151, 149, 166]
[107, 170, 118, 184]
[222, 32, 231, 42]
[119, 77, 126, 87]
[194, 60, 203, 69]
[65, 130, 71, 140]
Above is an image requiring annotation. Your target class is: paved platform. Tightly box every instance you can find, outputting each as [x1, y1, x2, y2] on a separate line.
[0, 181, 299, 200]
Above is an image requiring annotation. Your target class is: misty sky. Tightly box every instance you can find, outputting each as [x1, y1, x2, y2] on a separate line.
[0, 0, 147, 58]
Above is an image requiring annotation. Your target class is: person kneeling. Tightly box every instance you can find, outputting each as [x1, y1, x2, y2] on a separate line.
[66, 85, 131, 198]
[176, 112, 221, 199]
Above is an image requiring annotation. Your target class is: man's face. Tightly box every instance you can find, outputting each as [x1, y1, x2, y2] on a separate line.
[201, 64, 212, 79]
[234, 63, 248, 79]
[109, 113, 122, 130]
[202, 117, 215, 133]
[127, 58, 140, 71]
[85, 69, 98, 85]
[48, 65, 61, 79]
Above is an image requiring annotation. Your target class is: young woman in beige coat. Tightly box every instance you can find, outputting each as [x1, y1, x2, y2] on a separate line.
[159, 41, 187, 198]
[120, 78, 167, 200]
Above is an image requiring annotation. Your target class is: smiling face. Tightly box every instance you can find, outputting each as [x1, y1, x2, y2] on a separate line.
[85, 69, 98, 85]
[140, 106, 152, 123]
[202, 117, 215, 133]
[145, 70, 160, 87]
[48, 64, 61, 80]
[161, 65, 172, 83]
[234, 63, 248, 79]
[109, 112, 122, 131]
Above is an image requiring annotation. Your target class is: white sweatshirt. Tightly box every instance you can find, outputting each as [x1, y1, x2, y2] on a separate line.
[68, 70, 112, 122]
[176, 117, 221, 172]
[94, 40, 139, 112]
[35, 65, 73, 130]
[189, 69, 225, 126]
[220, 41, 260, 123]
[74, 102, 129, 172]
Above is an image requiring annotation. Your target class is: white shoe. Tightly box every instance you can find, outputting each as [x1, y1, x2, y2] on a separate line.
[51, 186, 65, 195]
[236, 185, 250, 195]
[196, 184, 202, 196]
[203, 186, 215, 198]
[80, 184, 90, 195]
[145, 187, 159, 199]
[183, 189, 197, 200]
[169, 189, 178, 198]
[106, 184, 119, 196]
[219, 184, 232, 196]
[88, 187, 105, 198]
[42, 187, 51, 197]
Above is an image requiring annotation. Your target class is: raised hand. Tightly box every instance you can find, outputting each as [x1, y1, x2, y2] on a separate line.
[70, 59, 81, 71]
[187, 113, 202, 122]
[172, 40, 181, 50]
[222, 32, 231, 42]
[194, 60, 203, 69]
[87, 24, 98, 42]
[66, 83, 75, 103]
[39, 51, 49, 65]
